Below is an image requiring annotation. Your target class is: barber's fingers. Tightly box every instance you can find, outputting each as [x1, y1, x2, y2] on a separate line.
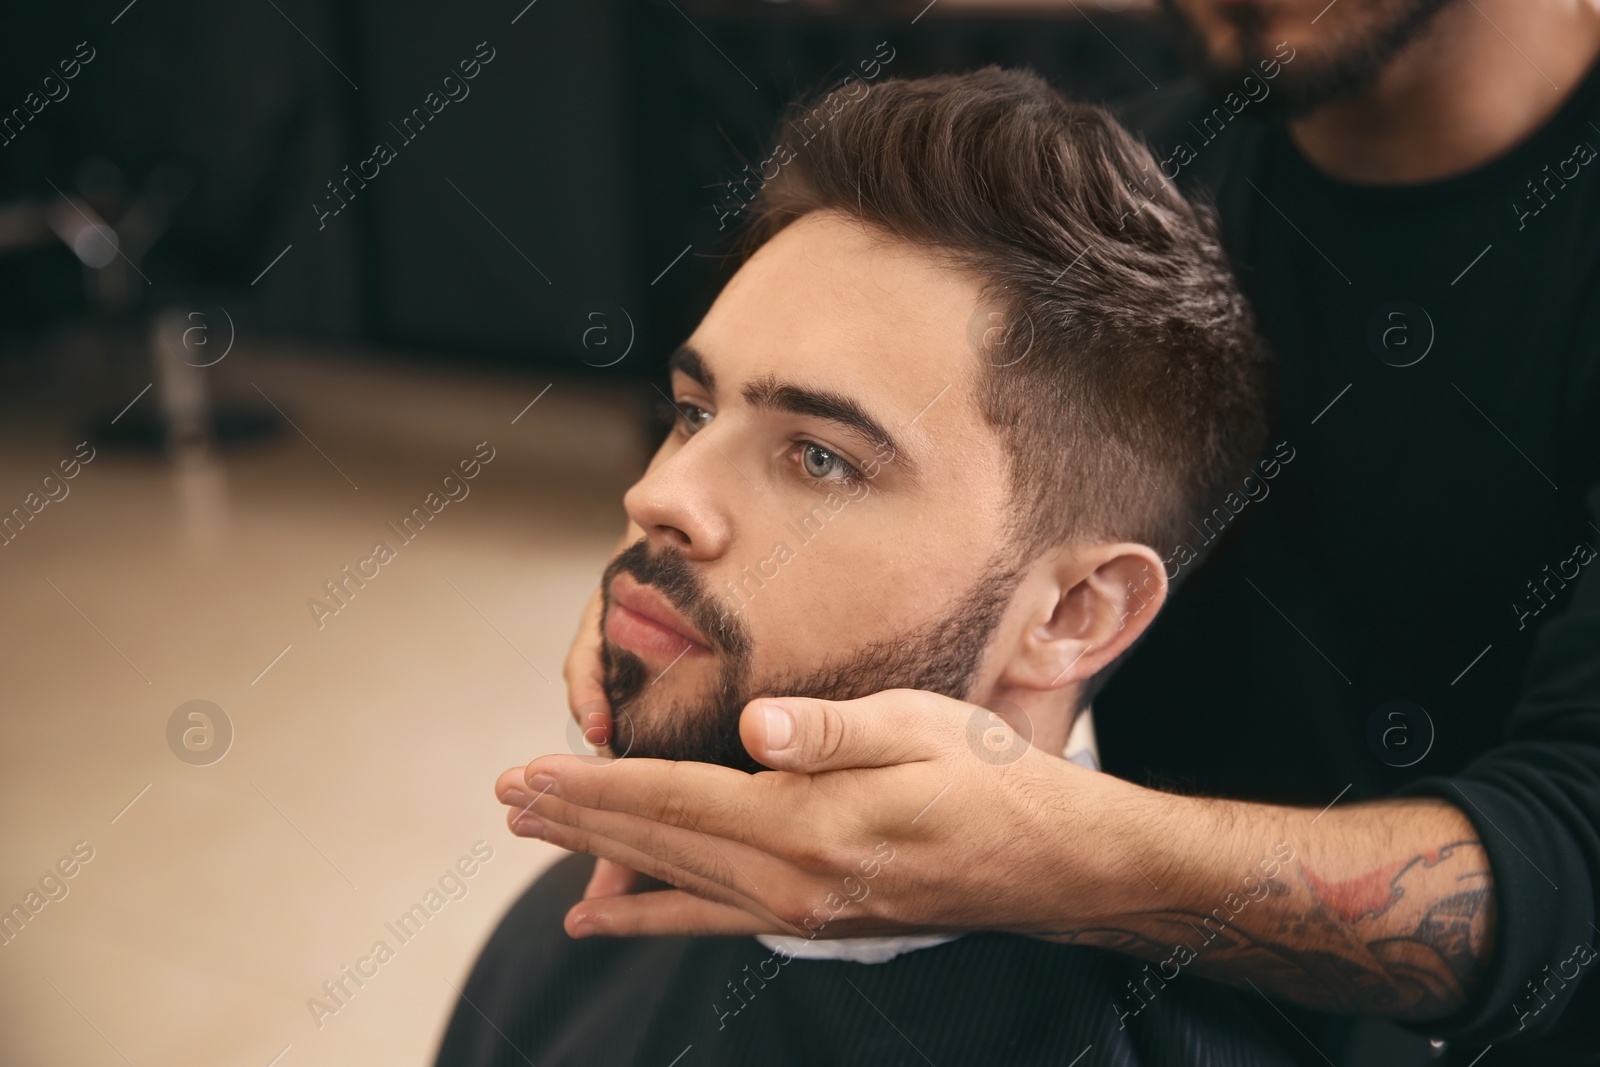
[565, 888, 776, 939]
[583, 858, 639, 901]
[506, 782, 767, 904]
[741, 689, 968, 772]
[521, 755, 783, 845]
[496, 765, 538, 808]
[564, 585, 611, 744]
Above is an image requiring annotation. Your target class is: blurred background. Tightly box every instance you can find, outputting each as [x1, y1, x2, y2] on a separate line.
[0, 1, 1185, 1065]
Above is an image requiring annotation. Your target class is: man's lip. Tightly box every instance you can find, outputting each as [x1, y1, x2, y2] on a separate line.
[607, 573, 712, 652]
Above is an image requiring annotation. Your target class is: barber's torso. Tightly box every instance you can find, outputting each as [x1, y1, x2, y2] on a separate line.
[1102, 67, 1600, 808]
[1102, 63, 1600, 1064]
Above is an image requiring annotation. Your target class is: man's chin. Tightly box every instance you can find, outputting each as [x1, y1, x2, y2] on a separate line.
[601, 665, 766, 772]
[604, 710, 768, 777]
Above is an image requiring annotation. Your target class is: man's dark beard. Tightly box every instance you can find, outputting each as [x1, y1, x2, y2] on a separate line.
[599, 539, 1022, 773]
[1158, 0, 1460, 119]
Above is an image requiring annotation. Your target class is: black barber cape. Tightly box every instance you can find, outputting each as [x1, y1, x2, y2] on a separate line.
[1108, 49, 1600, 1066]
[434, 854, 1297, 1067]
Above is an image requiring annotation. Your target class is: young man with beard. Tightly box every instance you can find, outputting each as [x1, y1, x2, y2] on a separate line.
[545, 3, 1600, 1065]
[432, 69, 1293, 1065]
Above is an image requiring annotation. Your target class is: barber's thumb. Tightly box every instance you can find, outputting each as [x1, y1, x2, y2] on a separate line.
[741, 693, 939, 772]
[565, 587, 613, 744]
[565, 661, 613, 746]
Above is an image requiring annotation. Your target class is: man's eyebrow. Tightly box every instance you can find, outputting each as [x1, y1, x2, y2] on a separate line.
[666, 343, 713, 393]
[741, 374, 916, 478]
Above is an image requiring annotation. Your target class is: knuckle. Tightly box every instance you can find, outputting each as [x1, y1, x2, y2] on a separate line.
[696, 847, 739, 898]
[655, 762, 703, 831]
[772, 887, 815, 930]
[797, 840, 836, 874]
[811, 704, 850, 764]
[588, 772, 618, 814]
[654, 763, 686, 826]
[788, 827, 843, 873]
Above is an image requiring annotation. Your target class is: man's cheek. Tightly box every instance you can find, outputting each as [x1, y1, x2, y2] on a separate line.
[840, 478, 872, 502]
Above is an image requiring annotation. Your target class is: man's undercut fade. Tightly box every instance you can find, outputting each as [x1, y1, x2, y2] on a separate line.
[736, 67, 1272, 564]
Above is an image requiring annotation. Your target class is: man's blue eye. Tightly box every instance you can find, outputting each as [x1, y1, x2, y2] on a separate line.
[801, 442, 853, 481]
[679, 404, 712, 434]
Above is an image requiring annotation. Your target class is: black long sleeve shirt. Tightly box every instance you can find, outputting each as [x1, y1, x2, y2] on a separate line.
[1105, 56, 1600, 1064]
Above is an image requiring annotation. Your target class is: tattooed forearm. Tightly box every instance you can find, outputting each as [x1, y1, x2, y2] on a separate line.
[1037, 805, 1496, 1020]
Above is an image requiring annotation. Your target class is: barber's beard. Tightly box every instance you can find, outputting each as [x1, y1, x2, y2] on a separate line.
[1158, 0, 1460, 119]
[599, 540, 1022, 773]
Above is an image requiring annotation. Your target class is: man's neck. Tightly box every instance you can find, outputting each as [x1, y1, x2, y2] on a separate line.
[1289, 0, 1600, 184]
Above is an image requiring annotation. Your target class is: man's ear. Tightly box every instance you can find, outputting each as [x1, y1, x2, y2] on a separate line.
[997, 543, 1168, 693]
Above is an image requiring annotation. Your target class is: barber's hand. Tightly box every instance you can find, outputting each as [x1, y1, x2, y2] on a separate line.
[497, 690, 1147, 940]
[497, 765, 640, 898]
[559, 580, 636, 901]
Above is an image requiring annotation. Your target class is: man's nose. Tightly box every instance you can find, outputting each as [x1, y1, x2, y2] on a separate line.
[621, 433, 738, 561]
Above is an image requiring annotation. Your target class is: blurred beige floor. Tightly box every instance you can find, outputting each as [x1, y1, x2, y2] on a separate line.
[0, 340, 651, 1067]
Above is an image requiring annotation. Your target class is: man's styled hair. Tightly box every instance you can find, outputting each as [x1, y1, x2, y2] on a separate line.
[737, 67, 1271, 562]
